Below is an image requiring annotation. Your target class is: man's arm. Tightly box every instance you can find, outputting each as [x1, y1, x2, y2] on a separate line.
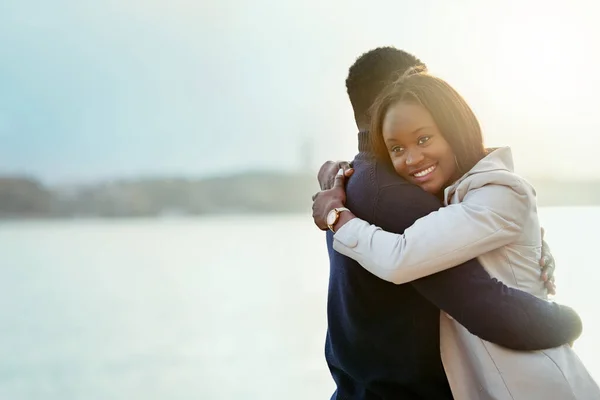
[372, 183, 581, 351]
[413, 265, 580, 350]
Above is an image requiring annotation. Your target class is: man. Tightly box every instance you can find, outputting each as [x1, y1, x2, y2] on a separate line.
[312, 47, 578, 399]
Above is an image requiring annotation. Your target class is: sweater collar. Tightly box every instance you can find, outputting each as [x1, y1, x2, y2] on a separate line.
[358, 131, 371, 153]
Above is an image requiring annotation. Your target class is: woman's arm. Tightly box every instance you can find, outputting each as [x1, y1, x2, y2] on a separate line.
[332, 182, 530, 284]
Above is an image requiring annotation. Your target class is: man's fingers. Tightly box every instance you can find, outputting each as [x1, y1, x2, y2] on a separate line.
[540, 262, 555, 279]
[332, 169, 346, 188]
[318, 160, 336, 173]
[317, 160, 352, 190]
[318, 160, 338, 190]
[545, 279, 556, 295]
[539, 244, 553, 265]
[338, 162, 353, 179]
[542, 260, 555, 275]
[541, 257, 555, 277]
[339, 161, 352, 171]
[543, 273, 556, 294]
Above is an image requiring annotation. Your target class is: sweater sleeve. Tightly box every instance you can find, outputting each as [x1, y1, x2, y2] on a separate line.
[332, 183, 529, 284]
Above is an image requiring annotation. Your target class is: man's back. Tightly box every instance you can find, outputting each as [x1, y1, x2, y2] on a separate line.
[325, 146, 452, 399]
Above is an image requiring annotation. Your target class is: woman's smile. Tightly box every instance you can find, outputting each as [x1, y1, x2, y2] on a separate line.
[409, 163, 438, 182]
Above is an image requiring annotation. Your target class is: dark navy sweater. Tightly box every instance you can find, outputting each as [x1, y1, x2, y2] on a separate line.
[324, 132, 582, 400]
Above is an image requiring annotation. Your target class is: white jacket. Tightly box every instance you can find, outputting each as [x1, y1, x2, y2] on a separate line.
[333, 147, 599, 399]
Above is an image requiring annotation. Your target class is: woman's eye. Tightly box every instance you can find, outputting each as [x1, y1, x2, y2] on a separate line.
[391, 146, 404, 154]
[418, 136, 431, 145]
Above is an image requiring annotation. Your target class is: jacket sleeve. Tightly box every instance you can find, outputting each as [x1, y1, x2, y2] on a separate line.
[332, 182, 529, 284]
[364, 183, 582, 349]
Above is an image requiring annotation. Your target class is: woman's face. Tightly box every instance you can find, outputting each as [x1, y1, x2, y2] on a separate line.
[382, 101, 458, 195]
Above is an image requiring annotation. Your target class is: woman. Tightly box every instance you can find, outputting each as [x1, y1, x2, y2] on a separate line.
[312, 69, 600, 399]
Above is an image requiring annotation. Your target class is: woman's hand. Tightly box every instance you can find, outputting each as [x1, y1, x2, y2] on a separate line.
[312, 169, 350, 230]
[317, 160, 354, 190]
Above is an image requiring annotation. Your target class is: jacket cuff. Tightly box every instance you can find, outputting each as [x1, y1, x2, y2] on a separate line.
[333, 217, 370, 251]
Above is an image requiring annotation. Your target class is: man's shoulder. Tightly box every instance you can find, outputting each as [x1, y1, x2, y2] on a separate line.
[346, 153, 438, 220]
[348, 154, 442, 237]
[350, 154, 411, 191]
[350, 155, 430, 204]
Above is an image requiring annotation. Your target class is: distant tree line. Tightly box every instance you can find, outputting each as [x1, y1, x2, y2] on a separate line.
[1, 174, 599, 219]
[0, 173, 319, 218]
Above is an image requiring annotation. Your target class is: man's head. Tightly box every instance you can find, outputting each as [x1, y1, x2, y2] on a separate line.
[346, 47, 426, 131]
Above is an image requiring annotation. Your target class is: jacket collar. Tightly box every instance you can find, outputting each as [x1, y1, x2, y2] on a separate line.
[444, 146, 514, 202]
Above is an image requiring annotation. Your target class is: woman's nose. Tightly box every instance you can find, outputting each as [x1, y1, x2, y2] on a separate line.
[405, 149, 424, 165]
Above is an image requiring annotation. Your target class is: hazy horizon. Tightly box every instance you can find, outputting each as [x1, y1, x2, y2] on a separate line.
[2, 0, 600, 184]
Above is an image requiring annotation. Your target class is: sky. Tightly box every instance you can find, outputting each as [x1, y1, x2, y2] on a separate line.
[1, 0, 600, 183]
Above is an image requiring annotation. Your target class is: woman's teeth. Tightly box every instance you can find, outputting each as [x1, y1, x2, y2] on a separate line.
[414, 165, 436, 177]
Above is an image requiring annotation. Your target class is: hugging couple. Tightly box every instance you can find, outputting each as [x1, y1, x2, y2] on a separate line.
[311, 47, 600, 399]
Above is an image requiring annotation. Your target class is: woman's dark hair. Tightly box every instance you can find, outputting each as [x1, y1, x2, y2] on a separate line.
[369, 67, 486, 176]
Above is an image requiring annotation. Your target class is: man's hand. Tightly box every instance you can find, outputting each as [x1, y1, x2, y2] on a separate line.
[317, 160, 353, 190]
[540, 227, 557, 295]
[312, 169, 348, 230]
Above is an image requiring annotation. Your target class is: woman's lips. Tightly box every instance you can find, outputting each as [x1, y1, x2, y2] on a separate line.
[410, 164, 437, 182]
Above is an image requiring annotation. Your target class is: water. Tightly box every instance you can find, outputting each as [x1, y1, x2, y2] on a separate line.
[0, 208, 598, 399]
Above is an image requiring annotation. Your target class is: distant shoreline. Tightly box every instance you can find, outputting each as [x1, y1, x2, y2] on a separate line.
[2, 173, 600, 219]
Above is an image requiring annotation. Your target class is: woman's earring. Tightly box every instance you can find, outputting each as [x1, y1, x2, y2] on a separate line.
[454, 155, 460, 171]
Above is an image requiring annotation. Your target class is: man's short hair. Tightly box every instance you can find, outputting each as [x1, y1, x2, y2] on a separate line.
[346, 47, 426, 128]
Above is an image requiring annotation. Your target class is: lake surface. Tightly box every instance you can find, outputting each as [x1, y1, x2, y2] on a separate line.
[1, 208, 599, 399]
